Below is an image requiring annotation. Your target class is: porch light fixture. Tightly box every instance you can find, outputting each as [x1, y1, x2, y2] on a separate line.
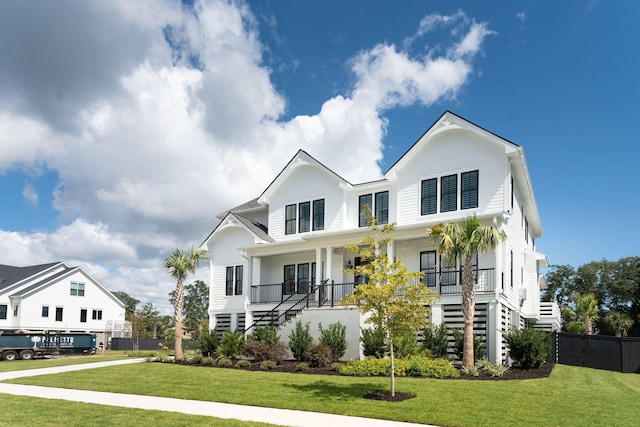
[346, 260, 353, 270]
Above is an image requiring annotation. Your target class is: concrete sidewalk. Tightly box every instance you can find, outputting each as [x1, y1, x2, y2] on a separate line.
[0, 359, 435, 427]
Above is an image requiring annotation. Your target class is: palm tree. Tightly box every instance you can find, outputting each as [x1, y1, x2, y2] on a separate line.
[573, 293, 599, 335]
[427, 215, 506, 367]
[164, 247, 208, 362]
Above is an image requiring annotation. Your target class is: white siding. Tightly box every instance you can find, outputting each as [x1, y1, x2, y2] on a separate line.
[267, 165, 344, 240]
[395, 130, 508, 226]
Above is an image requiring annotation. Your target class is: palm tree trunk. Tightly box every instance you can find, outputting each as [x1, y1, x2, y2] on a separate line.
[461, 254, 476, 368]
[174, 278, 184, 362]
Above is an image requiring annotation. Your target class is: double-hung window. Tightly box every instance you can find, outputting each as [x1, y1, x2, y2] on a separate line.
[421, 178, 437, 215]
[461, 170, 478, 210]
[55, 307, 64, 322]
[70, 282, 85, 296]
[286, 199, 324, 234]
[312, 199, 324, 231]
[284, 262, 316, 295]
[284, 264, 296, 295]
[0, 304, 6, 320]
[358, 191, 389, 226]
[420, 251, 437, 287]
[42, 306, 49, 317]
[441, 174, 457, 212]
[225, 266, 243, 296]
[92, 309, 103, 320]
[80, 309, 87, 323]
[358, 194, 373, 227]
[285, 204, 297, 235]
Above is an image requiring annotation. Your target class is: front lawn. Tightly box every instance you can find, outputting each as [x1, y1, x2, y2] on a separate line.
[5, 362, 639, 426]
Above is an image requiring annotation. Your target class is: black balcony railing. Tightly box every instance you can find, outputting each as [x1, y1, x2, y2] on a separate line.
[421, 268, 496, 294]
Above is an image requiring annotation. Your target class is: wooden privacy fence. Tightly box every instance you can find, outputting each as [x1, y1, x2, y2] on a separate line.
[551, 332, 640, 373]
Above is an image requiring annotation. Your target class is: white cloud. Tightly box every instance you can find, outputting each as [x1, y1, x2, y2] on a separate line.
[22, 184, 39, 206]
[0, 2, 492, 313]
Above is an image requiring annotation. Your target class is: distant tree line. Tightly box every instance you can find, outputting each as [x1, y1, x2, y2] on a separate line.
[543, 256, 640, 336]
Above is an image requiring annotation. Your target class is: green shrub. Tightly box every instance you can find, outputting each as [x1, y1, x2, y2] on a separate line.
[295, 362, 310, 372]
[486, 363, 509, 377]
[201, 356, 216, 366]
[331, 362, 343, 372]
[339, 356, 459, 378]
[242, 340, 289, 362]
[453, 329, 486, 362]
[288, 321, 314, 361]
[217, 331, 244, 358]
[217, 357, 233, 367]
[249, 326, 279, 344]
[235, 359, 251, 369]
[196, 328, 219, 358]
[394, 333, 423, 358]
[188, 353, 203, 365]
[304, 343, 333, 368]
[461, 364, 479, 376]
[260, 360, 277, 371]
[505, 327, 551, 369]
[318, 322, 347, 360]
[422, 322, 450, 358]
[361, 327, 388, 358]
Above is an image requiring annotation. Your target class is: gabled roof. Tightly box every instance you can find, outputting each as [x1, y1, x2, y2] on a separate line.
[385, 111, 542, 237]
[12, 266, 80, 297]
[0, 262, 64, 291]
[201, 212, 275, 249]
[216, 198, 264, 220]
[258, 149, 351, 204]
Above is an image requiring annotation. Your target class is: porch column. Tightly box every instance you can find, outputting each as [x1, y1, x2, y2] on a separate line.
[325, 246, 333, 283]
[388, 240, 395, 263]
[487, 301, 501, 364]
[315, 247, 322, 286]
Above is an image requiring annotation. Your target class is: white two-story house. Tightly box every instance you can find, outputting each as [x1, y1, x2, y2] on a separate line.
[201, 111, 561, 362]
[0, 262, 128, 345]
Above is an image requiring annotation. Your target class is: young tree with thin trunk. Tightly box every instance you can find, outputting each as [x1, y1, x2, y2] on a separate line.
[342, 216, 439, 397]
[163, 247, 208, 362]
[427, 215, 505, 367]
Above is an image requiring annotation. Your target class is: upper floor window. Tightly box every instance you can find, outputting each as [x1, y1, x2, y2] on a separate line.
[42, 306, 49, 317]
[285, 199, 325, 235]
[441, 174, 457, 212]
[70, 282, 85, 296]
[0, 304, 6, 320]
[80, 309, 87, 323]
[461, 170, 478, 209]
[55, 307, 64, 322]
[359, 191, 389, 226]
[421, 178, 437, 215]
[92, 309, 103, 320]
[225, 265, 243, 296]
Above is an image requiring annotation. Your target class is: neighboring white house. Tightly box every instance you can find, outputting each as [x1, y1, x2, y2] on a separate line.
[0, 262, 129, 345]
[201, 111, 561, 363]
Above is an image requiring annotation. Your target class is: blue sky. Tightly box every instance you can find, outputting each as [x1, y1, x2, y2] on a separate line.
[0, 0, 638, 312]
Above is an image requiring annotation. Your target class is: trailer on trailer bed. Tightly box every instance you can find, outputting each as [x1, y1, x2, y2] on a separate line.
[0, 332, 97, 360]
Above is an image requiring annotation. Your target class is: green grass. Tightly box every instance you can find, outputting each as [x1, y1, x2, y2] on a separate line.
[0, 394, 278, 427]
[5, 362, 640, 426]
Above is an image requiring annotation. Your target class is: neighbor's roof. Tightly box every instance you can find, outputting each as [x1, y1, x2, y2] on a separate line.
[0, 262, 61, 290]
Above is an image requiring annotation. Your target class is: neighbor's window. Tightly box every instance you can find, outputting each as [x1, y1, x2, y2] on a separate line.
[55, 307, 64, 322]
[80, 309, 87, 323]
[0, 304, 6, 320]
[92, 309, 103, 320]
[42, 306, 49, 317]
[70, 282, 85, 296]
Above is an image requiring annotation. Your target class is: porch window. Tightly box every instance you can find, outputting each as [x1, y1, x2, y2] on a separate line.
[235, 265, 243, 295]
[420, 251, 437, 287]
[440, 255, 457, 286]
[297, 263, 310, 294]
[299, 202, 311, 233]
[313, 199, 325, 231]
[461, 170, 478, 209]
[359, 194, 372, 227]
[421, 178, 437, 215]
[284, 264, 296, 295]
[375, 191, 389, 224]
[441, 174, 457, 212]
[285, 204, 297, 235]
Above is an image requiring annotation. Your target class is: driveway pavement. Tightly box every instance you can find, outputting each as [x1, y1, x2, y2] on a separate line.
[0, 359, 435, 427]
